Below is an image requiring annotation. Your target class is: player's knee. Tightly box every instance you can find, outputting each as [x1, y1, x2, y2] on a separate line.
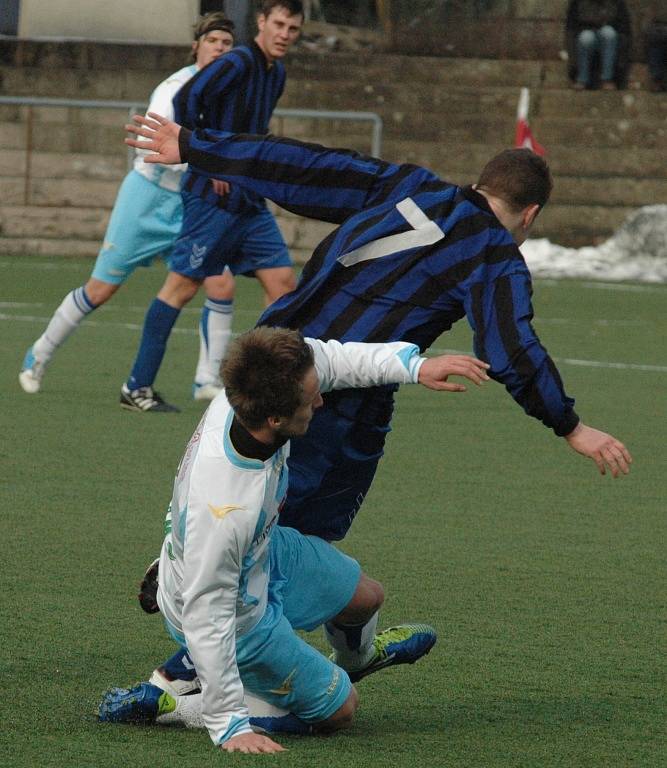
[319, 687, 359, 732]
[335, 573, 384, 625]
[158, 272, 201, 307]
[84, 278, 118, 306]
[204, 270, 235, 300]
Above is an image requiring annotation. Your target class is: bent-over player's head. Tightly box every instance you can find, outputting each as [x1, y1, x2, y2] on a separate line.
[191, 12, 235, 66]
[256, 1, 304, 62]
[476, 148, 552, 213]
[475, 149, 552, 245]
[222, 326, 322, 438]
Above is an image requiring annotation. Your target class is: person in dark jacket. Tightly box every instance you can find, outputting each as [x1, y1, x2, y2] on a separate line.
[565, 0, 632, 90]
[644, 2, 667, 91]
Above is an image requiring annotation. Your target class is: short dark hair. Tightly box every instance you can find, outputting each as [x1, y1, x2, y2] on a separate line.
[257, 1, 304, 19]
[222, 327, 314, 429]
[476, 149, 552, 211]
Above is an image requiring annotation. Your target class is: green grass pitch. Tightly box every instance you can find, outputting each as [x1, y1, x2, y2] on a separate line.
[1, 255, 665, 767]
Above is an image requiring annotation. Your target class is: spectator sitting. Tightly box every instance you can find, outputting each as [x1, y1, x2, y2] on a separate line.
[644, 2, 667, 91]
[565, 0, 631, 90]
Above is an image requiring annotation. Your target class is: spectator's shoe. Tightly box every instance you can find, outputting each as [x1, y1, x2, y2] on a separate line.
[98, 682, 174, 723]
[572, 81, 586, 91]
[346, 623, 437, 683]
[192, 381, 223, 401]
[120, 383, 180, 413]
[19, 347, 47, 394]
[138, 558, 160, 614]
[601, 80, 617, 91]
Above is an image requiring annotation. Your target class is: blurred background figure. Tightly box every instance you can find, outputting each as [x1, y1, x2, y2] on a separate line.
[644, 2, 667, 92]
[565, 0, 631, 90]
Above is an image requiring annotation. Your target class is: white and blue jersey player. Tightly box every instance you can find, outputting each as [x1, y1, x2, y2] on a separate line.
[99, 330, 492, 753]
[18, 15, 235, 399]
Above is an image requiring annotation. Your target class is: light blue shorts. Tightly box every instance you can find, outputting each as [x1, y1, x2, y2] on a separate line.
[165, 526, 361, 723]
[169, 189, 292, 281]
[92, 170, 182, 285]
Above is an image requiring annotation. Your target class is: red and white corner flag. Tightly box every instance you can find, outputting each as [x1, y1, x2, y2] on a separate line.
[515, 87, 546, 156]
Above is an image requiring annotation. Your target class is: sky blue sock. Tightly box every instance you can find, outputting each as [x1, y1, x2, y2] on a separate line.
[127, 299, 180, 390]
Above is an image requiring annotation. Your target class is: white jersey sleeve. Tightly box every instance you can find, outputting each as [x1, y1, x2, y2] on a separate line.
[306, 338, 426, 393]
[180, 448, 265, 745]
[133, 64, 197, 189]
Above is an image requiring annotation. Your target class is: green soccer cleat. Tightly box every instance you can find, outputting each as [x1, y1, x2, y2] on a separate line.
[347, 623, 437, 683]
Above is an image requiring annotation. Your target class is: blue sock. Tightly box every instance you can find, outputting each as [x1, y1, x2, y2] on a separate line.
[127, 299, 180, 390]
[161, 647, 197, 681]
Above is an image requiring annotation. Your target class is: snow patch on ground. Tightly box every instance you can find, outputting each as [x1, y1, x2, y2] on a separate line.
[521, 205, 667, 283]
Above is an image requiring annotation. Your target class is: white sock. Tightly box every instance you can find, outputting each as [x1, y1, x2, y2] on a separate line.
[155, 691, 290, 730]
[194, 298, 233, 386]
[32, 287, 96, 363]
[156, 692, 204, 729]
[324, 612, 379, 672]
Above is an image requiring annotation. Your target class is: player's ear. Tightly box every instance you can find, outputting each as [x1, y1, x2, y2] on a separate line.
[267, 415, 282, 429]
[522, 203, 540, 230]
[257, 13, 266, 32]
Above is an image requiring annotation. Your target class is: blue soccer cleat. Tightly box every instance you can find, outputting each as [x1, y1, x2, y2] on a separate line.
[347, 623, 437, 683]
[98, 682, 174, 723]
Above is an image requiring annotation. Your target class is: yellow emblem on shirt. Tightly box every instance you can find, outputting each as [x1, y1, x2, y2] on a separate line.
[208, 503, 245, 519]
[269, 668, 297, 695]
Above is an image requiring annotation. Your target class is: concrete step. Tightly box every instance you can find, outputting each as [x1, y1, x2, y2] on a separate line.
[0, 205, 110, 239]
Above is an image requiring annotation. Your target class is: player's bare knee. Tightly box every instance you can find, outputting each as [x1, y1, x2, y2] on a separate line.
[204, 270, 235, 301]
[335, 573, 384, 625]
[158, 272, 201, 307]
[84, 278, 118, 306]
[317, 687, 358, 732]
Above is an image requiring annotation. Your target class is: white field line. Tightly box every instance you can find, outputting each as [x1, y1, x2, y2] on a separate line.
[2, 310, 666, 373]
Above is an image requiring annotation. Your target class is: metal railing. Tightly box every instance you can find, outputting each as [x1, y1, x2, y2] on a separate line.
[0, 96, 383, 175]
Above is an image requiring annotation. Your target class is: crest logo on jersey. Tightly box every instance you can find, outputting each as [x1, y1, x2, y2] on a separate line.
[190, 243, 207, 269]
[269, 667, 297, 695]
[208, 503, 245, 519]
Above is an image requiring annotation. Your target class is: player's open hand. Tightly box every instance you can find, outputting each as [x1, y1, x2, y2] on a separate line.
[124, 112, 182, 165]
[565, 422, 632, 477]
[220, 732, 286, 754]
[418, 354, 490, 391]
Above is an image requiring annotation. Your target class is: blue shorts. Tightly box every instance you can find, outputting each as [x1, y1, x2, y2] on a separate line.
[169, 190, 292, 281]
[165, 526, 360, 723]
[92, 170, 182, 285]
[281, 388, 396, 541]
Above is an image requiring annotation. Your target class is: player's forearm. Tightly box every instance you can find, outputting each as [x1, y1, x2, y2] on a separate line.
[309, 338, 424, 392]
[178, 128, 390, 224]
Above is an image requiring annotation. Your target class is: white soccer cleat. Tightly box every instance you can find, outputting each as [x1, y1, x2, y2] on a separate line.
[19, 347, 47, 394]
[192, 382, 223, 401]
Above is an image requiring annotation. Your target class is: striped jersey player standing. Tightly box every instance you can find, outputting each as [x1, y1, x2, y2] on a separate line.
[119, 0, 303, 412]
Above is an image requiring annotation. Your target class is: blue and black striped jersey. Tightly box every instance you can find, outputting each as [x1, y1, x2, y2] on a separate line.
[181, 129, 579, 436]
[173, 43, 286, 212]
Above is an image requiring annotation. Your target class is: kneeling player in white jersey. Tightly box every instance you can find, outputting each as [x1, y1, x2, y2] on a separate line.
[18, 13, 236, 406]
[99, 327, 491, 754]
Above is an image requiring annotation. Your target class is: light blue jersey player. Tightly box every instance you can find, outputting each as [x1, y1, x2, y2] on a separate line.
[19, 14, 235, 403]
[98, 329, 493, 753]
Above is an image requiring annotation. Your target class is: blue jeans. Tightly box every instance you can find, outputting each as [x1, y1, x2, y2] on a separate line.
[576, 25, 618, 86]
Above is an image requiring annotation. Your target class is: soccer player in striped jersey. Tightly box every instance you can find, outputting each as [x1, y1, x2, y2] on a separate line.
[18, 13, 235, 402]
[119, 1, 304, 412]
[99, 328, 490, 752]
[125, 115, 632, 542]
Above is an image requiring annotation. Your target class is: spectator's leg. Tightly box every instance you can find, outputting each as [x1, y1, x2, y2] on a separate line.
[598, 25, 619, 88]
[576, 29, 597, 87]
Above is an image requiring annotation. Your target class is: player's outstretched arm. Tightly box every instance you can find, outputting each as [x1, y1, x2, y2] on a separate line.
[564, 422, 632, 477]
[221, 732, 286, 754]
[124, 112, 182, 164]
[418, 355, 490, 392]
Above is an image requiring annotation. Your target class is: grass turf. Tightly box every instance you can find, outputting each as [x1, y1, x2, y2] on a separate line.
[1, 255, 665, 767]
